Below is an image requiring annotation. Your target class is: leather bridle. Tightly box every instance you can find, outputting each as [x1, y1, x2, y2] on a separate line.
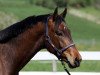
[45, 16, 75, 59]
[45, 16, 75, 75]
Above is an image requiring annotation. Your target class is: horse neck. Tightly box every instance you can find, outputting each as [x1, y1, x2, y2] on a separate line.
[0, 22, 46, 73]
[15, 22, 45, 70]
[15, 22, 45, 53]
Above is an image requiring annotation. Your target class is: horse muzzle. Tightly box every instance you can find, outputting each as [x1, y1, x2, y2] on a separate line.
[66, 57, 82, 68]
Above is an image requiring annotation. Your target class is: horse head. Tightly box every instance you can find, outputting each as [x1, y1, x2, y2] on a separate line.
[45, 8, 82, 68]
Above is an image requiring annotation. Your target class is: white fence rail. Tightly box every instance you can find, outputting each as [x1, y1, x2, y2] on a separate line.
[31, 51, 100, 72]
[32, 51, 100, 60]
[20, 51, 100, 75]
[20, 72, 100, 75]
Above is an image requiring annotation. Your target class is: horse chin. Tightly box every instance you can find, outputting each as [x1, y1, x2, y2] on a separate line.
[67, 61, 77, 69]
[63, 59, 79, 69]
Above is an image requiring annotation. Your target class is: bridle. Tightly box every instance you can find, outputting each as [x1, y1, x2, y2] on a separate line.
[44, 16, 75, 75]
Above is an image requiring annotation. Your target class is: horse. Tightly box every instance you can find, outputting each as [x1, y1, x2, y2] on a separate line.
[0, 8, 82, 75]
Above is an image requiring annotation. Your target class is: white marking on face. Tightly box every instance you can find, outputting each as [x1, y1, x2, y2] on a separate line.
[64, 26, 66, 30]
[64, 52, 75, 66]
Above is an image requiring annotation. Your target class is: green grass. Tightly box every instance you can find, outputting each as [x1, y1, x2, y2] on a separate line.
[0, 0, 51, 19]
[0, 5, 51, 20]
[66, 14, 100, 51]
[0, 1, 100, 51]
[79, 6, 100, 17]
[75, 40, 100, 51]
[22, 60, 100, 72]
[66, 14, 100, 40]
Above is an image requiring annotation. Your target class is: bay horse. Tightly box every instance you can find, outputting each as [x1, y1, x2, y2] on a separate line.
[0, 8, 82, 75]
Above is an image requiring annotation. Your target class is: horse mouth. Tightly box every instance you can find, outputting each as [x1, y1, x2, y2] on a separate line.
[67, 61, 80, 68]
[63, 58, 80, 69]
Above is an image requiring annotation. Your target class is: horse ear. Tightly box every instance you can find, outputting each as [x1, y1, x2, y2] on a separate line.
[60, 8, 67, 19]
[53, 7, 58, 21]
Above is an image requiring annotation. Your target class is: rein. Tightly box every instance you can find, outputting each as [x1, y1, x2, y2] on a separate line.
[45, 16, 74, 75]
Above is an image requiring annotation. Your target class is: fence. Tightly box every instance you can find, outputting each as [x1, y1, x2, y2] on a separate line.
[31, 51, 100, 72]
[20, 72, 100, 75]
[20, 51, 100, 75]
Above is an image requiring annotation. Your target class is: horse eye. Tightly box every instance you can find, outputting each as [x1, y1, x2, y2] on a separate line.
[56, 31, 63, 36]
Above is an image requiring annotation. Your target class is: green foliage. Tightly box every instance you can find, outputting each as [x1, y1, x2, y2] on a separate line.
[0, 0, 99, 9]
[68, 0, 95, 7]
[54, 0, 67, 7]
[27, 0, 67, 9]
[94, 0, 100, 9]
[36, 0, 56, 9]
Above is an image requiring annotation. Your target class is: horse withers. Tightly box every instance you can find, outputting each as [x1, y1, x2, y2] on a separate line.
[0, 8, 82, 75]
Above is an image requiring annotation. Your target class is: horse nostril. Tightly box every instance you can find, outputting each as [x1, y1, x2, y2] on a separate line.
[74, 58, 80, 67]
[75, 57, 82, 63]
[75, 58, 78, 61]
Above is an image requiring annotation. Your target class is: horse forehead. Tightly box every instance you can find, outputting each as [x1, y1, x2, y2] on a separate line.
[56, 15, 64, 21]
[48, 19, 54, 27]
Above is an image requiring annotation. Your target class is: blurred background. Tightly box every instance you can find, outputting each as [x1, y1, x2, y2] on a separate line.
[0, 0, 100, 73]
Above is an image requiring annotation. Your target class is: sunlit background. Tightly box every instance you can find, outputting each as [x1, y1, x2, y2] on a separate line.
[0, 0, 100, 73]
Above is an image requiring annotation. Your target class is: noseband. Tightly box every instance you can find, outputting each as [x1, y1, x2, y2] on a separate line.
[45, 16, 74, 75]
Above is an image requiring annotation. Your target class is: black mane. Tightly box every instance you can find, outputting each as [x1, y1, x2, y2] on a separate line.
[0, 14, 50, 43]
